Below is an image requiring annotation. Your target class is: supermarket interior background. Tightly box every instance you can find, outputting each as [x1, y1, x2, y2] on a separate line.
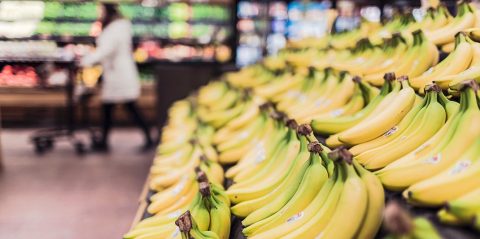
[1, 0, 480, 239]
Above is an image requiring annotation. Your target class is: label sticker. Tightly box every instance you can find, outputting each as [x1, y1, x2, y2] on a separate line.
[171, 227, 180, 238]
[239, 131, 249, 140]
[172, 179, 187, 195]
[384, 126, 399, 137]
[254, 143, 266, 164]
[299, 94, 308, 103]
[424, 153, 442, 164]
[314, 98, 325, 107]
[287, 211, 304, 223]
[286, 90, 301, 98]
[330, 108, 345, 117]
[449, 160, 472, 175]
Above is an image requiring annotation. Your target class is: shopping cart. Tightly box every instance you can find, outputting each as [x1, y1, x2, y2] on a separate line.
[30, 62, 99, 155]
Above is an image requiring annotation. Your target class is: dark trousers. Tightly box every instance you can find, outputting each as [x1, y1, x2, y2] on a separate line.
[101, 101, 151, 145]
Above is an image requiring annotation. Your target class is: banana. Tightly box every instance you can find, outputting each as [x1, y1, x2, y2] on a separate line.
[148, 176, 197, 214]
[224, 118, 277, 179]
[312, 161, 368, 239]
[215, 114, 265, 152]
[229, 121, 289, 182]
[150, 146, 202, 190]
[254, 73, 304, 99]
[404, 138, 480, 206]
[307, 82, 365, 122]
[198, 81, 228, 106]
[284, 158, 367, 239]
[445, 188, 480, 221]
[242, 147, 328, 236]
[248, 163, 343, 239]
[436, 40, 480, 88]
[338, 77, 416, 146]
[312, 74, 393, 136]
[229, 131, 305, 215]
[176, 211, 218, 239]
[349, 89, 428, 156]
[384, 94, 461, 172]
[425, 1, 476, 46]
[241, 141, 328, 227]
[437, 208, 465, 225]
[207, 189, 231, 239]
[125, 224, 179, 239]
[199, 101, 246, 129]
[227, 129, 300, 204]
[377, 81, 480, 190]
[357, 86, 447, 170]
[213, 102, 259, 137]
[353, 160, 385, 239]
[205, 89, 239, 112]
[276, 68, 325, 113]
[360, 35, 409, 85]
[410, 32, 473, 91]
[441, 41, 455, 52]
[295, 72, 356, 124]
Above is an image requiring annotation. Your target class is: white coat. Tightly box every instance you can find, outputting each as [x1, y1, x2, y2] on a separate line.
[81, 19, 140, 103]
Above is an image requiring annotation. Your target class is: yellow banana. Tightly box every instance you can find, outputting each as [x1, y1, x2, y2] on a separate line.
[241, 142, 328, 227]
[425, 1, 476, 45]
[377, 82, 480, 190]
[410, 32, 474, 91]
[404, 138, 480, 206]
[248, 164, 343, 239]
[353, 160, 385, 239]
[358, 87, 447, 170]
[338, 78, 416, 146]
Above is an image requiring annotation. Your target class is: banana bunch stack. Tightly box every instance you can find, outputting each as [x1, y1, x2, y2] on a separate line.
[246, 146, 384, 239]
[316, 74, 417, 147]
[222, 121, 383, 239]
[424, 1, 478, 48]
[266, 68, 368, 123]
[297, 1, 477, 51]
[280, 29, 439, 87]
[208, 100, 271, 165]
[196, 81, 252, 129]
[432, 31, 480, 89]
[410, 32, 480, 91]
[125, 170, 231, 239]
[349, 83, 450, 171]
[383, 201, 442, 239]
[225, 64, 276, 89]
[149, 125, 224, 191]
[379, 80, 480, 191]
[255, 68, 379, 124]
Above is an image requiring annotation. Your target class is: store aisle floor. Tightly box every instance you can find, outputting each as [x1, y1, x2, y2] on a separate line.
[0, 129, 153, 239]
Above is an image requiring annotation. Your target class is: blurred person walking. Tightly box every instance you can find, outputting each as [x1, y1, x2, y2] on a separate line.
[81, 3, 153, 152]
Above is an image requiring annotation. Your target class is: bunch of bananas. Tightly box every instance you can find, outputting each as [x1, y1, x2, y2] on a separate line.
[221, 121, 384, 239]
[379, 81, 480, 192]
[125, 170, 231, 239]
[245, 146, 384, 239]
